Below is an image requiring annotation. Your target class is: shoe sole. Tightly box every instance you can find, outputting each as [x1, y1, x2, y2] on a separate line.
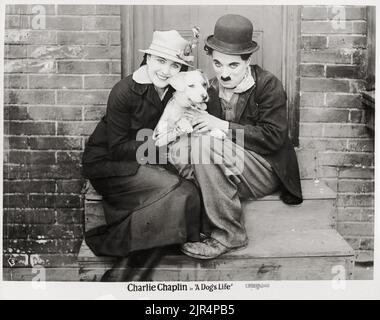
[180, 243, 248, 260]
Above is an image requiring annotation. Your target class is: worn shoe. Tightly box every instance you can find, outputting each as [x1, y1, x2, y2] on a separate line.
[181, 237, 247, 260]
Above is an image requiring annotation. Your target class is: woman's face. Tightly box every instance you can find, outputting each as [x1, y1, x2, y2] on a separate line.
[146, 54, 182, 88]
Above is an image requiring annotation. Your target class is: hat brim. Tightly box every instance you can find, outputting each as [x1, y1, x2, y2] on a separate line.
[205, 35, 259, 55]
[139, 49, 194, 68]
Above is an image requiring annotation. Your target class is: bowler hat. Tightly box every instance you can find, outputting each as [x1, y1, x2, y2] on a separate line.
[139, 30, 194, 67]
[205, 14, 259, 55]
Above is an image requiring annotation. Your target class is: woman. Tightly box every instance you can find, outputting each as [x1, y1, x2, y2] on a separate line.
[82, 30, 201, 281]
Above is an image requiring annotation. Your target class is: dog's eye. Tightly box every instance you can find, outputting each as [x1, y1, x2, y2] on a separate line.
[188, 84, 195, 88]
[202, 82, 207, 88]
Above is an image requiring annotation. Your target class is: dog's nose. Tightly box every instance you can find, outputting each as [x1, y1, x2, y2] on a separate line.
[202, 94, 208, 102]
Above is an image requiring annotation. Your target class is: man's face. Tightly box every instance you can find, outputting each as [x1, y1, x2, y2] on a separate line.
[211, 51, 250, 89]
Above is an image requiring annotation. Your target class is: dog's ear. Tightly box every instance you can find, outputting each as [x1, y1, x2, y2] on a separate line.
[168, 72, 187, 92]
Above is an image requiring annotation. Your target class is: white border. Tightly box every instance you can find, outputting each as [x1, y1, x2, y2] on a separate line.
[0, 0, 379, 300]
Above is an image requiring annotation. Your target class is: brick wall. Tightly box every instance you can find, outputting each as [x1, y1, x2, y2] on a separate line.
[299, 5, 374, 262]
[3, 4, 121, 280]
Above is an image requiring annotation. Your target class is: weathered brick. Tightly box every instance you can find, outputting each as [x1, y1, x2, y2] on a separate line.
[28, 106, 82, 121]
[28, 195, 55, 209]
[28, 137, 83, 150]
[57, 60, 109, 74]
[4, 239, 82, 254]
[327, 6, 366, 20]
[302, 6, 328, 20]
[83, 16, 120, 30]
[82, 46, 121, 59]
[338, 166, 374, 179]
[55, 195, 83, 208]
[360, 238, 374, 251]
[56, 208, 84, 224]
[302, 21, 366, 34]
[5, 15, 30, 29]
[28, 45, 85, 59]
[5, 30, 57, 45]
[110, 61, 121, 74]
[8, 151, 56, 165]
[343, 237, 361, 250]
[301, 36, 328, 50]
[4, 106, 29, 120]
[349, 110, 364, 123]
[109, 31, 121, 45]
[56, 91, 109, 105]
[95, 5, 120, 15]
[299, 138, 345, 152]
[30, 253, 79, 267]
[83, 106, 106, 120]
[299, 123, 323, 137]
[5, 45, 27, 58]
[337, 194, 374, 207]
[28, 164, 82, 179]
[3, 194, 29, 208]
[337, 222, 374, 237]
[337, 208, 374, 222]
[57, 5, 96, 15]
[4, 75, 28, 89]
[5, 59, 27, 73]
[326, 93, 362, 108]
[7, 121, 56, 135]
[300, 92, 325, 107]
[3, 136, 29, 150]
[4, 180, 55, 193]
[4, 90, 55, 105]
[300, 78, 350, 92]
[84, 75, 120, 89]
[347, 139, 374, 152]
[339, 179, 374, 193]
[300, 107, 349, 122]
[301, 49, 352, 64]
[57, 31, 108, 45]
[6, 4, 56, 15]
[56, 180, 85, 194]
[29, 75, 82, 89]
[26, 60, 56, 73]
[56, 151, 83, 165]
[45, 16, 83, 31]
[300, 64, 325, 77]
[349, 80, 366, 93]
[326, 65, 363, 79]
[3, 209, 56, 224]
[319, 152, 374, 167]
[328, 35, 367, 49]
[3, 164, 30, 180]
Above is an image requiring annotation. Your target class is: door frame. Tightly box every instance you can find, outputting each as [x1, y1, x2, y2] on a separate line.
[120, 5, 301, 146]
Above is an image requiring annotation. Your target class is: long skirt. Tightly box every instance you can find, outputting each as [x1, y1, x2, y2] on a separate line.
[84, 164, 201, 257]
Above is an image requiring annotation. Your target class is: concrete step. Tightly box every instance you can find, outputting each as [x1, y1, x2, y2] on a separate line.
[78, 179, 354, 281]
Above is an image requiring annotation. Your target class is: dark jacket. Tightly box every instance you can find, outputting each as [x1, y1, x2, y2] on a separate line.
[82, 75, 174, 178]
[207, 65, 303, 203]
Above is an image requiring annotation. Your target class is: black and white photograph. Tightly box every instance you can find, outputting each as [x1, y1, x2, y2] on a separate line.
[0, 0, 378, 300]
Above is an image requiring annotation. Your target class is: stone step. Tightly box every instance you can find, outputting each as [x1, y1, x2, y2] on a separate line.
[84, 179, 337, 232]
[79, 179, 354, 281]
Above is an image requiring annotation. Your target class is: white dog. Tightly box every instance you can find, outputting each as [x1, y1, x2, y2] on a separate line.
[153, 70, 226, 147]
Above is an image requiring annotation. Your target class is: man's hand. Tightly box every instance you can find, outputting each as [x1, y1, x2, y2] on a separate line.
[188, 112, 229, 133]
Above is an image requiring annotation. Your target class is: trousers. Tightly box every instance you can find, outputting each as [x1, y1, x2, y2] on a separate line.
[168, 135, 280, 248]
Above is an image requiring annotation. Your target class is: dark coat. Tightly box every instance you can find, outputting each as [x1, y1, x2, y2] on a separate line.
[82, 75, 175, 178]
[207, 64, 303, 204]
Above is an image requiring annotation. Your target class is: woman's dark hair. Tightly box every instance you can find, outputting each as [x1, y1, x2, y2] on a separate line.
[204, 45, 252, 61]
[140, 53, 189, 71]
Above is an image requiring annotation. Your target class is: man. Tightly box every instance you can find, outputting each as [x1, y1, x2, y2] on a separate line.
[176, 14, 303, 260]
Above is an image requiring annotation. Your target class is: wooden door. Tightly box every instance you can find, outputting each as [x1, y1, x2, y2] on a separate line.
[122, 5, 301, 145]
[131, 5, 283, 80]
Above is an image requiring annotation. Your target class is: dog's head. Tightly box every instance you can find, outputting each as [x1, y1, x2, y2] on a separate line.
[168, 70, 209, 105]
